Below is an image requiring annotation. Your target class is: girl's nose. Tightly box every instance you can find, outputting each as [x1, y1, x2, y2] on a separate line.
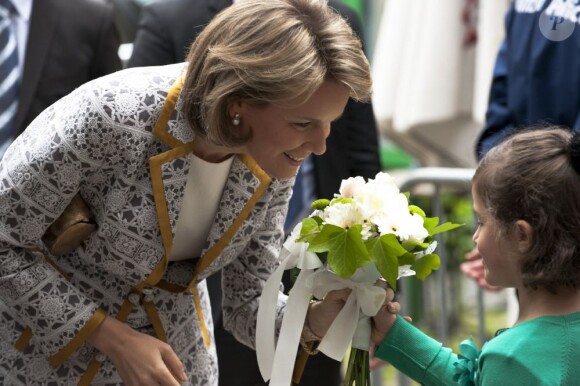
[472, 227, 479, 243]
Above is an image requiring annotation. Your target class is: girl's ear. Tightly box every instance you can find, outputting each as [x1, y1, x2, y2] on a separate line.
[515, 220, 533, 253]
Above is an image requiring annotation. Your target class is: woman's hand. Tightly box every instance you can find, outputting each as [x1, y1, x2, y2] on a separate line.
[306, 288, 351, 339]
[306, 281, 397, 340]
[87, 316, 187, 386]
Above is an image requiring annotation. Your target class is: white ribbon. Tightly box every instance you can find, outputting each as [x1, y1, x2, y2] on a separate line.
[307, 266, 387, 360]
[256, 224, 322, 384]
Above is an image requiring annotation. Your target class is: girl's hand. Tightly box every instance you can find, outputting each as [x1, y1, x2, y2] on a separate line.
[371, 301, 412, 346]
[88, 316, 187, 385]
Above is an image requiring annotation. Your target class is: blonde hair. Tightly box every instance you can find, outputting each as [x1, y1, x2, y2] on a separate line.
[182, 0, 372, 146]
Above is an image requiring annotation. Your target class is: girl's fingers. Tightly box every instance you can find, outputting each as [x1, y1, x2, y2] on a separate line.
[386, 302, 400, 314]
[375, 280, 396, 303]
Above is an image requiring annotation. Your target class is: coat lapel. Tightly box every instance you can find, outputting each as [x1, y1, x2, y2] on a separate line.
[190, 154, 270, 284]
[148, 77, 272, 289]
[148, 76, 192, 281]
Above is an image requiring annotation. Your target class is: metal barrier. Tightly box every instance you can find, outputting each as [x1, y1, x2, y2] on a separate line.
[371, 167, 484, 386]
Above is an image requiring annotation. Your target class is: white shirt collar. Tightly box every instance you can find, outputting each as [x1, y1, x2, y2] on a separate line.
[9, 0, 33, 22]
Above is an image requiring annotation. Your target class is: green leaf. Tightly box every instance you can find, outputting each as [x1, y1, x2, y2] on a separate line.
[408, 205, 426, 218]
[398, 251, 416, 266]
[402, 239, 430, 252]
[411, 253, 441, 280]
[308, 224, 370, 279]
[300, 217, 319, 235]
[310, 199, 330, 210]
[422, 216, 463, 237]
[430, 221, 464, 236]
[423, 216, 440, 234]
[297, 217, 321, 243]
[330, 197, 353, 205]
[366, 234, 407, 290]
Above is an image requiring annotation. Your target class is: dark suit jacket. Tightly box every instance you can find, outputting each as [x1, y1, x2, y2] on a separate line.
[14, 0, 122, 137]
[128, 0, 232, 66]
[312, 1, 382, 199]
[129, 1, 380, 385]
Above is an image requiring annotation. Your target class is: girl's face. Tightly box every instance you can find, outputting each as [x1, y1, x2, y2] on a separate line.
[234, 80, 350, 180]
[472, 187, 522, 288]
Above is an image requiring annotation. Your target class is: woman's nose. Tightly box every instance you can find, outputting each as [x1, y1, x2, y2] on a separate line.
[309, 123, 331, 155]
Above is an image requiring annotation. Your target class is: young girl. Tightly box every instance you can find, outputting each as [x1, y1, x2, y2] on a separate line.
[371, 127, 580, 385]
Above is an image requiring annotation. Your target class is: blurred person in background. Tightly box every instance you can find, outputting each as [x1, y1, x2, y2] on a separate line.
[0, 0, 121, 159]
[462, 0, 580, 291]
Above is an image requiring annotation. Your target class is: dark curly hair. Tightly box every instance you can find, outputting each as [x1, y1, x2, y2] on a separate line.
[473, 127, 580, 293]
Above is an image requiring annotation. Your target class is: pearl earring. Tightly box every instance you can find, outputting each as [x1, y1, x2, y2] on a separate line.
[232, 113, 241, 126]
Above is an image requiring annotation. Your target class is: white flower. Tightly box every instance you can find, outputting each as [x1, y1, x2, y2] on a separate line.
[371, 195, 428, 243]
[397, 265, 416, 279]
[320, 202, 363, 229]
[394, 213, 429, 243]
[371, 172, 400, 196]
[339, 176, 366, 198]
[352, 176, 404, 221]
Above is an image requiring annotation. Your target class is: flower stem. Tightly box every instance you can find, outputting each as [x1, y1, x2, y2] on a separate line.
[344, 348, 371, 385]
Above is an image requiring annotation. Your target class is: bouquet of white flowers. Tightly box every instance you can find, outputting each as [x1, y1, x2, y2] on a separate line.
[256, 172, 461, 386]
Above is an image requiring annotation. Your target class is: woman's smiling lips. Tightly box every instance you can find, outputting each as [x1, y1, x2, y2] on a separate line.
[284, 152, 307, 166]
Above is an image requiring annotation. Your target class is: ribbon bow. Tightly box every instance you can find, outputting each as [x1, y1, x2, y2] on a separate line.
[306, 266, 386, 357]
[453, 337, 481, 386]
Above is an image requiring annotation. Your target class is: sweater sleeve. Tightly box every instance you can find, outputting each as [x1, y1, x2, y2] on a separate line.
[475, 5, 516, 160]
[374, 315, 460, 386]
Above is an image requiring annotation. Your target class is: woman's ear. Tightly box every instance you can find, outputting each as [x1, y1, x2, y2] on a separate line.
[515, 220, 533, 253]
[228, 99, 244, 118]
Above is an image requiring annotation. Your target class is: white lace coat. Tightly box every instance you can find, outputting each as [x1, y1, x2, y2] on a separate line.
[0, 63, 291, 385]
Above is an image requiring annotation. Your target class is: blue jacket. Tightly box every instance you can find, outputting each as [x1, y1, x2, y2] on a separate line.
[476, 0, 580, 159]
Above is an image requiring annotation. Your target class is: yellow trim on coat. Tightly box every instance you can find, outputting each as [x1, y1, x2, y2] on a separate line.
[14, 326, 33, 352]
[148, 141, 195, 264]
[155, 279, 187, 293]
[77, 357, 103, 386]
[77, 299, 135, 386]
[144, 75, 193, 290]
[49, 308, 107, 368]
[116, 298, 135, 322]
[143, 300, 168, 343]
[192, 287, 211, 347]
[152, 77, 185, 149]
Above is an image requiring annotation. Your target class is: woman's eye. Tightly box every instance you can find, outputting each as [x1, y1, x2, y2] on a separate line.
[293, 122, 311, 130]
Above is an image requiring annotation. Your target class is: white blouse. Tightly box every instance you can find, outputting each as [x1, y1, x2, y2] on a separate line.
[170, 153, 233, 261]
